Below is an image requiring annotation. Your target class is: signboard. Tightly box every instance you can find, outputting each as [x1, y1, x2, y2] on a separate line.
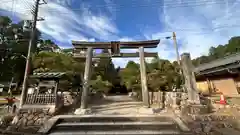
[111, 41, 120, 56]
[38, 80, 55, 87]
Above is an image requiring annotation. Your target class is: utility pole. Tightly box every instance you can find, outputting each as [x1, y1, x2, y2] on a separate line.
[172, 32, 181, 66]
[172, 32, 184, 91]
[19, 0, 44, 108]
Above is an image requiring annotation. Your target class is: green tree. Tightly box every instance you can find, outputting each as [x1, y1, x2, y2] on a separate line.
[193, 36, 240, 66]
[147, 58, 180, 91]
[32, 51, 84, 74]
[0, 16, 41, 85]
[90, 75, 112, 94]
[119, 57, 181, 95]
[92, 49, 119, 85]
[32, 51, 85, 90]
[120, 61, 140, 91]
[62, 48, 73, 54]
[37, 39, 60, 52]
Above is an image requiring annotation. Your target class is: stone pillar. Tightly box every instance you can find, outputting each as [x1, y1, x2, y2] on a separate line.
[139, 47, 150, 107]
[172, 92, 178, 109]
[206, 78, 211, 95]
[75, 47, 93, 114]
[181, 53, 200, 104]
[54, 80, 59, 109]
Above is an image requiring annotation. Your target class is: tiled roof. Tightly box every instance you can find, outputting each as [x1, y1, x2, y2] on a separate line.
[30, 72, 66, 79]
[194, 53, 240, 72]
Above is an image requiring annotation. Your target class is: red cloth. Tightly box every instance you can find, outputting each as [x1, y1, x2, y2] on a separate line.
[4, 97, 15, 104]
[219, 94, 227, 105]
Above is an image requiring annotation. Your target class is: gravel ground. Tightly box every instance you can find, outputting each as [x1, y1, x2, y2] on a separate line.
[2, 95, 240, 135]
[181, 113, 240, 135]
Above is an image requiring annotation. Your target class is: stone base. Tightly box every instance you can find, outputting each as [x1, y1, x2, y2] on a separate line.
[74, 108, 92, 115]
[174, 109, 181, 114]
[138, 106, 168, 114]
[11, 108, 52, 127]
[172, 104, 180, 110]
[0, 115, 14, 127]
[138, 107, 154, 114]
[181, 104, 210, 115]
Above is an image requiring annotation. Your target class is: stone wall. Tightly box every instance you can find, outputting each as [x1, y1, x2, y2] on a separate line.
[0, 115, 14, 128]
[182, 115, 240, 135]
[6, 108, 53, 132]
[149, 91, 214, 115]
[149, 91, 184, 109]
[63, 92, 74, 106]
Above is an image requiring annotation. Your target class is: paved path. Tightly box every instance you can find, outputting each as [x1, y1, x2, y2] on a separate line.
[89, 95, 168, 115]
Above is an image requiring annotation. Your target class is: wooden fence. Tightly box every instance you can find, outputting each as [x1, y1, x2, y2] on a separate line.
[25, 94, 56, 105]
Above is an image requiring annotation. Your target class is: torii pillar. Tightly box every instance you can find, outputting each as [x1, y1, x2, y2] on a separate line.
[139, 46, 150, 107]
[74, 47, 93, 114]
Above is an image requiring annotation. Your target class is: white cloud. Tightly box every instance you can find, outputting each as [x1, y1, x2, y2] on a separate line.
[103, 0, 116, 19]
[0, 0, 118, 44]
[54, 0, 74, 6]
[145, 0, 240, 61]
[82, 12, 118, 37]
[3, 0, 239, 68]
[144, 32, 174, 60]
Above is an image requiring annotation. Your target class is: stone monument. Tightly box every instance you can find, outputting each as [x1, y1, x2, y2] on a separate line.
[180, 53, 209, 115]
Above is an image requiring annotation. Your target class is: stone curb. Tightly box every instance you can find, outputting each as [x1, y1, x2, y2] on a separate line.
[0, 129, 43, 135]
[38, 116, 60, 134]
[173, 116, 191, 132]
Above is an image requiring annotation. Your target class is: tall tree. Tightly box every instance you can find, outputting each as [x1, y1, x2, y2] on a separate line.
[32, 51, 85, 90]
[37, 39, 60, 52]
[120, 61, 140, 91]
[0, 16, 42, 90]
[193, 36, 240, 66]
[93, 49, 118, 84]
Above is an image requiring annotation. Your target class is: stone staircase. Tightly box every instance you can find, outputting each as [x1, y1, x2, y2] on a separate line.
[41, 115, 192, 135]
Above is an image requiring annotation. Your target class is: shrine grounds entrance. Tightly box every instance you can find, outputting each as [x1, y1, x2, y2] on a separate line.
[108, 83, 128, 95]
[72, 40, 160, 113]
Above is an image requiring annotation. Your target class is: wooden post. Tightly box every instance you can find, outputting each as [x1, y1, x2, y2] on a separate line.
[80, 47, 93, 109]
[139, 47, 150, 107]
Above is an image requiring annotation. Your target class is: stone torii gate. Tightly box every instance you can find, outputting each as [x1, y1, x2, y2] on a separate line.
[72, 40, 160, 114]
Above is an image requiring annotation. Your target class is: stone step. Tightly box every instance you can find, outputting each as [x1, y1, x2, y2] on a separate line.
[49, 130, 183, 135]
[53, 121, 178, 131]
[60, 116, 173, 123]
[43, 115, 191, 135]
[57, 121, 174, 126]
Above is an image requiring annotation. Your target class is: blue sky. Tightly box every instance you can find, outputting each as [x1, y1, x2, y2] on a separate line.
[1, 0, 240, 67]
